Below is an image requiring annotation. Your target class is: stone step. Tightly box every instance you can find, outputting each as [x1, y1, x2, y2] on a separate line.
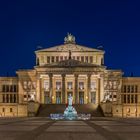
[37, 104, 104, 117]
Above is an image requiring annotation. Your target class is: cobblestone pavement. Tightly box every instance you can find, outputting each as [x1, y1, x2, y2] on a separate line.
[0, 117, 140, 140]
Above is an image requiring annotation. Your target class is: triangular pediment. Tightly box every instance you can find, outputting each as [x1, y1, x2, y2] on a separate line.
[35, 44, 103, 53]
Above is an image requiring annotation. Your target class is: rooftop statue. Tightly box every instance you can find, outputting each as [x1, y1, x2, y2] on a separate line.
[64, 33, 76, 44]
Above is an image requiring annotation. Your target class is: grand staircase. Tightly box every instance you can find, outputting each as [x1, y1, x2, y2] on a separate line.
[36, 103, 104, 117]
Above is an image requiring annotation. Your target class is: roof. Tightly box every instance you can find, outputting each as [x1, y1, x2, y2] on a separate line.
[35, 43, 104, 53]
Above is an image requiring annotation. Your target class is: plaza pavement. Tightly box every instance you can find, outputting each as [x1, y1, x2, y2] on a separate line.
[0, 117, 140, 140]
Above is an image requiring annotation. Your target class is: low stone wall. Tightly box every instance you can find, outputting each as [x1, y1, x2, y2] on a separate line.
[27, 102, 40, 117]
[113, 104, 140, 118]
[100, 102, 112, 117]
[0, 103, 27, 117]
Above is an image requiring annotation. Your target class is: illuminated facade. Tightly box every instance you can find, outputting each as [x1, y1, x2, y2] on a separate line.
[0, 33, 140, 117]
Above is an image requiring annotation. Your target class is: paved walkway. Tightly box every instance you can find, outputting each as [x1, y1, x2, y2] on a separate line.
[0, 117, 140, 140]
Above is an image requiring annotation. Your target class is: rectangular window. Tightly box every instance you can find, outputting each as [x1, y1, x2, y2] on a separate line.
[13, 85, 17, 92]
[2, 95, 5, 103]
[6, 85, 9, 92]
[10, 85, 13, 92]
[85, 56, 88, 63]
[135, 94, 138, 103]
[14, 94, 16, 103]
[56, 56, 59, 62]
[10, 94, 12, 103]
[47, 56, 50, 63]
[79, 82, 84, 90]
[124, 85, 126, 93]
[2, 108, 5, 112]
[67, 82, 73, 90]
[91, 81, 96, 90]
[124, 94, 126, 103]
[131, 95, 134, 103]
[77, 56, 80, 61]
[6, 94, 9, 103]
[2, 85, 6, 92]
[127, 85, 130, 93]
[90, 56, 93, 63]
[135, 85, 138, 93]
[131, 85, 134, 93]
[81, 56, 84, 62]
[10, 108, 12, 112]
[73, 56, 75, 60]
[51, 56, 54, 62]
[44, 80, 49, 90]
[56, 81, 61, 90]
[127, 95, 130, 103]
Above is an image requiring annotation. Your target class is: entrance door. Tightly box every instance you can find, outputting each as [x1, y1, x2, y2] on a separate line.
[91, 92, 96, 103]
[79, 92, 84, 104]
[44, 92, 50, 104]
[56, 92, 61, 104]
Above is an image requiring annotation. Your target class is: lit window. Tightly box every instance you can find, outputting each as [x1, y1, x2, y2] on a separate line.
[56, 82, 61, 90]
[91, 81, 96, 90]
[44, 80, 49, 90]
[67, 82, 72, 89]
[79, 82, 84, 90]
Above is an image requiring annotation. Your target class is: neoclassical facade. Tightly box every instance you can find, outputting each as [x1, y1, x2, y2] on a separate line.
[0, 33, 140, 117]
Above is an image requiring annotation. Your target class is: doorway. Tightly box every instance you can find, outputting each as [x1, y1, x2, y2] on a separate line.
[91, 92, 96, 104]
[79, 92, 84, 104]
[44, 92, 50, 104]
[56, 92, 61, 104]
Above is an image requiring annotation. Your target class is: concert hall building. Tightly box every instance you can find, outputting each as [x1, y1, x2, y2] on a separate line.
[0, 33, 140, 118]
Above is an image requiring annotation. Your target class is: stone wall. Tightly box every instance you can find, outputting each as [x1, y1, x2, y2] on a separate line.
[0, 104, 27, 117]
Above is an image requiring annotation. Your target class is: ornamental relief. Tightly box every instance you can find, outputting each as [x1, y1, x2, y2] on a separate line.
[104, 80, 120, 90]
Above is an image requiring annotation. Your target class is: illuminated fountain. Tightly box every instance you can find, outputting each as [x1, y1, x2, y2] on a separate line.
[64, 94, 77, 120]
[50, 94, 91, 120]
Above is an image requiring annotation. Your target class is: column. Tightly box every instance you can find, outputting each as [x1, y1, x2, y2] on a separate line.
[75, 74, 78, 104]
[87, 74, 91, 103]
[49, 73, 53, 103]
[97, 78, 100, 104]
[36, 75, 41, 103]
[62, 74, 66, 104]
[100, 76, 104, 102]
